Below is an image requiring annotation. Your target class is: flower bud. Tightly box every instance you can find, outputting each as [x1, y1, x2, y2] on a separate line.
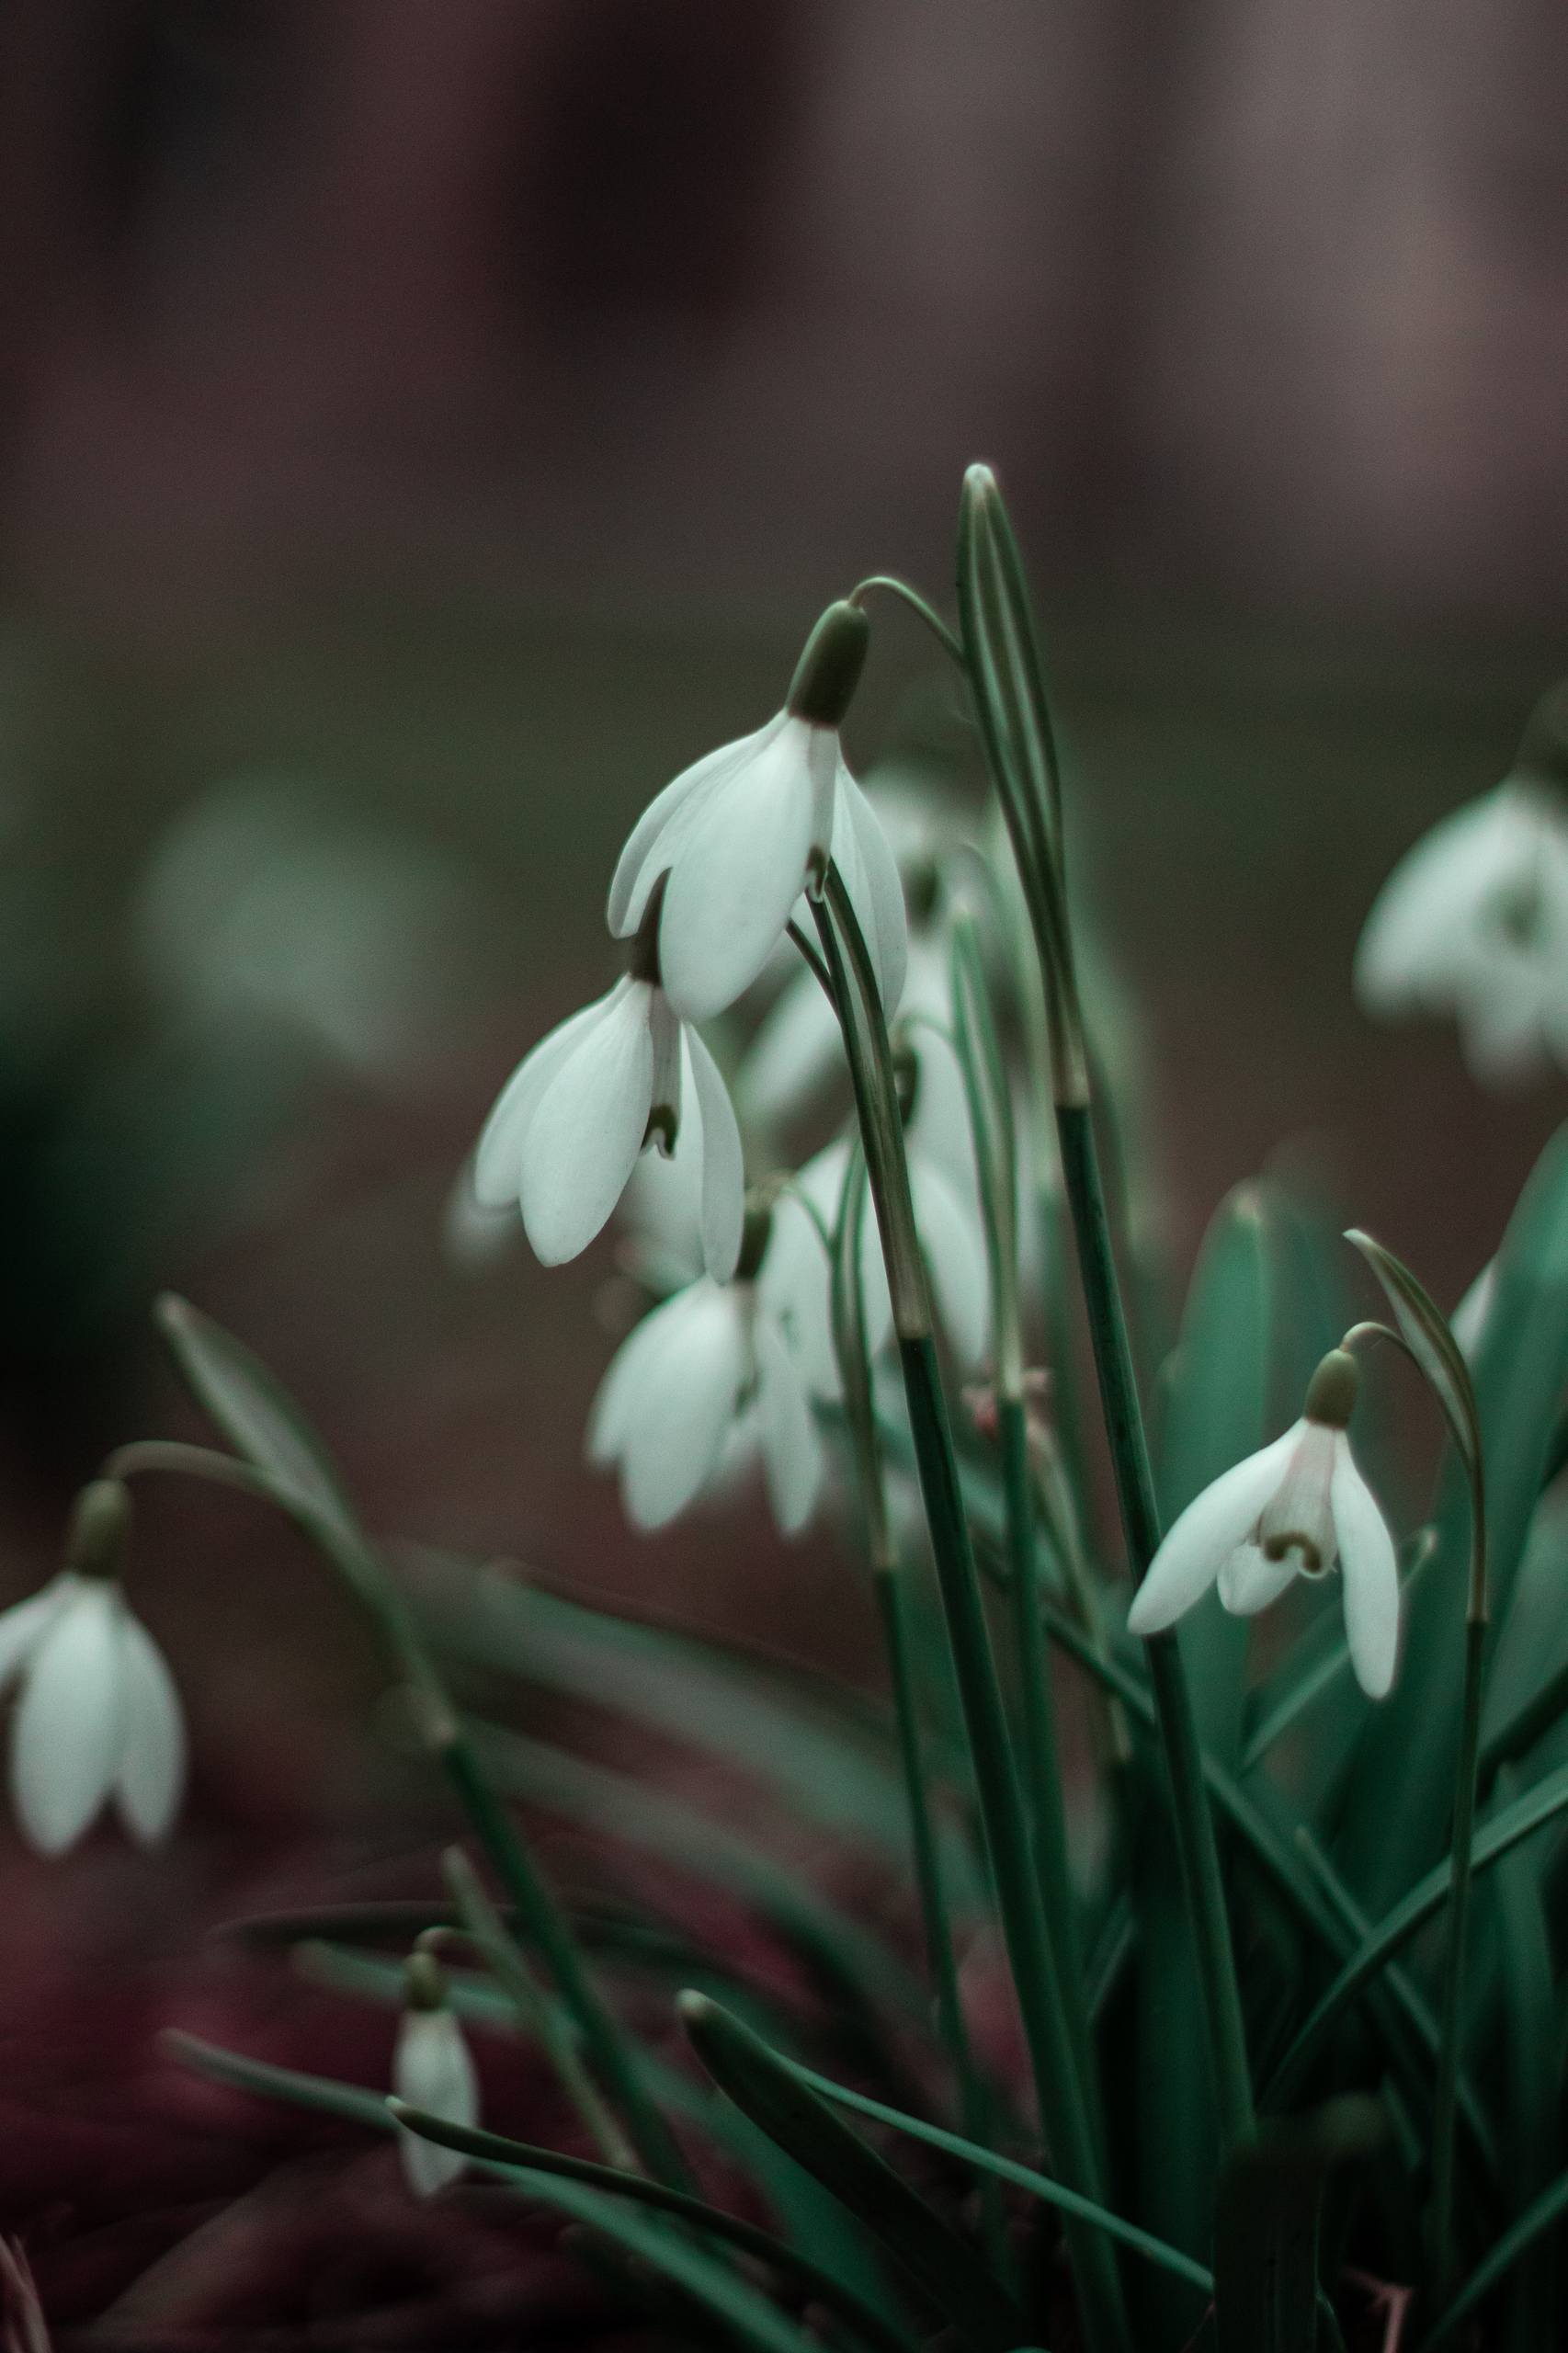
[786, 601, 869, 730]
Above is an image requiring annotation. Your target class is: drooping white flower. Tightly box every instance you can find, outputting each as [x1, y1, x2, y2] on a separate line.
[1127, 1349, 1401, 1698]
[759, 1137, 989, 1397]
[1355, 780, 1568, 1083]
[392, 1959, 480, 2197]
[472, 938, 744, 1279]
[607, 605, 906, 1023]
[587, 1268, 824, 1536]
[0, 1557, 185, 1855]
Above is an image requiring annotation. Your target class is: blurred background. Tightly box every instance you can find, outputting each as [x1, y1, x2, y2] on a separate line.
[0, 2, 1566, 2334]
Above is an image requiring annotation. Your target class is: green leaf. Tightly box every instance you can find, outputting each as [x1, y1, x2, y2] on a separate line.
[165, 2029, 830, 2353]
[680, 1994, 1028, 2353]
[411, 1561, 984, 1911]
[764, 2044, 1214, 2293]
[1343, 1230, 1481, 1478]
[478, 1728, 929, 2024]
[1490, 1771, 1559, 2352]
[1266, 1753, 1568, 2104]
[1343, 1127, 1568, 1904]
[388, 2102, 915, 2353]
[1212, 2099, 1383, 2353]
[154, 1294, 359, 1536]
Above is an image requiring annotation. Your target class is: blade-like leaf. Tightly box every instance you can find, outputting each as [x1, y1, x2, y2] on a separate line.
[680, 1994, 1028, 2353]
[154, 1294, 359, 1535]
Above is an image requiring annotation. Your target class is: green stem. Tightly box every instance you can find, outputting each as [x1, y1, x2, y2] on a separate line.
[1054, 1103, 1255, 2153]
[873, 1566, 1009, 2274]
[815, 870, 1131, 2353]
[824, 1134, 1008, 2267]
[108, 1442, 689, 2191]
[1428, 1612, 1487, 2285]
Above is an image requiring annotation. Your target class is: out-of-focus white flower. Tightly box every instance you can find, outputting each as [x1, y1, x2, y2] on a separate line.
[587, 1272, 823, 1534]
[607, 607, 906, 1022]
[1127, 1349, 1400, 1699]
[744, 917, 952, 1131]
[759, 1138, 989, 1396]
[1356, 782, 1568, 1084]
[134, 774, 476, 1084]
[0, 1539, 185, 1855]
[472, 965, 743, 1279]
[393, 1960, 480, 2197]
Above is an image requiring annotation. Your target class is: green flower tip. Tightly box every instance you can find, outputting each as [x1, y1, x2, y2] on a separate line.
[786, 601, 869, 729]
[1304, 1347, 1358, 1430]
[404, 1949, 448, 2012]
[64, 1477, 132, 1580]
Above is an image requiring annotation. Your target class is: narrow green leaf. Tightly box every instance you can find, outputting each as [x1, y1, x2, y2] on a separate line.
[479, 1727, 928, 2023]
[165, 2030, 825, 2353]
[1266, 1754, 1568, 2103]
[154, 1294, 359, 1535]
[1344, 1230, 1481, 1477]
[1490, 1770, 1559, 2352]
[388, 2103, 915, 2353]
[680, 1994, 1028, 2353]
[1423, 2165, 1568, 2351]
[411, 1560, 984, 1909]
[775, 2049, 1214, 2292]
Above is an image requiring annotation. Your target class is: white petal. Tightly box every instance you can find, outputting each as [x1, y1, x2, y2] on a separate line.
[756, 1141, 890, 1400]
[472, 995, 608, 1209]
[1127, 1425, 1304, 1638]
[517, 982, 654, 1265]
[616, 1283, 748, 1529]
[393, 2009, 479, 2196]
[1330, 1438, 1401, 1699]
[657, 721, 820, 1020]
[0, 1577, 75, 1694]
[754, 1315, 825, 1534]
[905, 1027, 977, 1199]
[738, 967, 843, 1125]
[831, 765, 909, 1013]
[607, 722, 778, 939]
[585, 1286, 696, 1465]
[1217, 1543, 1300, 1616]
[12, 1583, 123, 1854]
[685, 1026, 744, 1283]
[113, 1612, 186, 1842]
[1355, 787, 1547, 1009]
[910, 1158, 989, 1370]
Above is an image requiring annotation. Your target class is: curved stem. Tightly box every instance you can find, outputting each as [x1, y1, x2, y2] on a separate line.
[848, 574, 966, 668]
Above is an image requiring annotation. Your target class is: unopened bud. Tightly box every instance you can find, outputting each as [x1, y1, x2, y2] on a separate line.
[64, 1479, 132, 1582]
[786, 602, 869, 729]
[1304, 1348, 1358, 1430]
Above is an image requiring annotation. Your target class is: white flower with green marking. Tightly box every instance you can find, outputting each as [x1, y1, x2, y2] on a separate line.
[1356, 781, 1568, 1083]
[0, 1569, 185, 1854]
[393, 1961, 480, 2198]
[472, 946, 744, 1279]
[607, 605, 906, 1024]
[1128, 1350, 1401, 1698]
[587, 1269, 824, 1537]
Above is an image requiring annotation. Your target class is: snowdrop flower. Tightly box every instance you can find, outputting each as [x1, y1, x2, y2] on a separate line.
[1356, 704, 1568, 1084]
[587, 1229, 824, 1535]
[759, 1137, 989, 1397]
[471, 881, 744, 1277]
[1127, 1350, 1401, 1699]
[392, 1951, 480, 2197]
[0, 1483, 185, 1855]
[608, 603, 906, 1022]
